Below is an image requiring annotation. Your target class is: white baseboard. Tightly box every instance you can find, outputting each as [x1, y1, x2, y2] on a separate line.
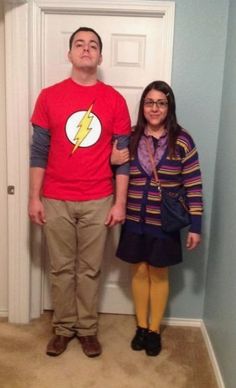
[0, 309, 8, 318]
[200, 321, 225, 388]
[162, 317, 201, 327]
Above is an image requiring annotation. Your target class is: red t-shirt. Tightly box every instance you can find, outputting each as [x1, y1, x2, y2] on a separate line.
[31, 78, 131, 200]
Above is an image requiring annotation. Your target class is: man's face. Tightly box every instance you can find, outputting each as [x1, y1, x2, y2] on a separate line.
[68, 30, 102, 71]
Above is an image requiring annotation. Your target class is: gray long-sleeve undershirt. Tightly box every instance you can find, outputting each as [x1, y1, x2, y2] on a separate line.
[30, 125, 130, 175]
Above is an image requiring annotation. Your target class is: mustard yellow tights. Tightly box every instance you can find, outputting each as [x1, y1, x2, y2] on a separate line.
[131, 262, 169, 333]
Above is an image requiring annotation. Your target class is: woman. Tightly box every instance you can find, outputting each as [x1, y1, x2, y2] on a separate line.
[115, 81, 203, 356]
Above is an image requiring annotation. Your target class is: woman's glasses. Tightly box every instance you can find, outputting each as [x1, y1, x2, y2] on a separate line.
[144, 99, 168, 109]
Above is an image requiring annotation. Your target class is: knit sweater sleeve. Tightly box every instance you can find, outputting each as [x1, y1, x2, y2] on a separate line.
[178, 131, 203, 234]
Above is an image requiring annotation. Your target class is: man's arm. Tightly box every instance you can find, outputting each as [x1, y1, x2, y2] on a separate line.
[105, 174, 128, 227]
[28, 125, 50, 225]
[28, 167, 46, 225]
[105, 133, 130, 226]
[106, 93, 131, 226]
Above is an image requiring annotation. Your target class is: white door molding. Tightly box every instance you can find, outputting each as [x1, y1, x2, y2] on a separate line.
[4, 0, 175, 323]
[4, 0, 30, 323]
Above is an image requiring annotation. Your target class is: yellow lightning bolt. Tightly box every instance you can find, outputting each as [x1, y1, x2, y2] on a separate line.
[71, 104, 94, 154]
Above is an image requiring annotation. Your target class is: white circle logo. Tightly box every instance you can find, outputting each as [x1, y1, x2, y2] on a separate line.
[65, 106, 101, 151]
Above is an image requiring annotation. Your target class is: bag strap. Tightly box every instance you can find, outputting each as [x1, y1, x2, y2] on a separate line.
[145, 138, 188, 207]
[144, 138, 161, 191]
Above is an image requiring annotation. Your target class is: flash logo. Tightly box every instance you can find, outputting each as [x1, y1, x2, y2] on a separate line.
[65, 105, 102, 154]
[72, 104, 94, 154]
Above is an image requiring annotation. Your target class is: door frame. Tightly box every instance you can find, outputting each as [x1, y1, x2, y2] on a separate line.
[4, 0, 175, 323]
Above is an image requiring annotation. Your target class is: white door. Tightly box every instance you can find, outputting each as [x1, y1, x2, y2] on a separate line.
[41, 8, 174, 313]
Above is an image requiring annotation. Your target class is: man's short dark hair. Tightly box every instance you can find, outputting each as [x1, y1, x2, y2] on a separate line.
[69, 27, 103, 53]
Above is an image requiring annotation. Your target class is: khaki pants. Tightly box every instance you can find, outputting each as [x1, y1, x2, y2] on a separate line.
[43, 195, 113, 336]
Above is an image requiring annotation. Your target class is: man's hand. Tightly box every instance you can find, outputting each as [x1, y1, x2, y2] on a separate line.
[111, 139, 129, 165]
[105, 203, 126, 227]
[28, 198, 46, 225]
[29, 167, 46, 225]
[186, 232, 201, 250]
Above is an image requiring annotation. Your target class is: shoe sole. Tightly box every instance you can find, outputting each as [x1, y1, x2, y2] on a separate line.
[46, 351, 64, 357]
[131, 344, 146, 351]
[145, 349, 161, 357]
[84, 352, 101, 358]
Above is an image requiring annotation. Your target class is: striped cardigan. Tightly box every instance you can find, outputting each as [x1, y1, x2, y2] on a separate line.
[125, 129, 203, 236]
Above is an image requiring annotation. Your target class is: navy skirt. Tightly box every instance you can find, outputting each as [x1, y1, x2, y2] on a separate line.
[116, 228, 182, 268]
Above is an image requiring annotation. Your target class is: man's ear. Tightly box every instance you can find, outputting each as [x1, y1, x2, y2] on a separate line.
[68, 51, 72, 63]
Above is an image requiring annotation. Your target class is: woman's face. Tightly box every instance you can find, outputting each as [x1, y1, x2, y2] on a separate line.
[143, 89, 168, 131]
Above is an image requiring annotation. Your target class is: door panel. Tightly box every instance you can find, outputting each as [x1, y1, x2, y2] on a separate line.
[44, 13, 171, 123]
[42, 11, 173, 313]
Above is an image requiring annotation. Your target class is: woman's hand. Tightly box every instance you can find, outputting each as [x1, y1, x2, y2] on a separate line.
[111, 139, 129, 165]
[186, 232, 201, 250]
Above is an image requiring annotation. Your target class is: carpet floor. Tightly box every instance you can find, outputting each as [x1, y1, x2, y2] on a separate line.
[0, 312, 217, 388]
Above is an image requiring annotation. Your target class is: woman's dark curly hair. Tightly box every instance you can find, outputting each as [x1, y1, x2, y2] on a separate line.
[130, 80, 181, 158]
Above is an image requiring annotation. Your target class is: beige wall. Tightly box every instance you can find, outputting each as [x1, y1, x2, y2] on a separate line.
[0, 2, 8, 315]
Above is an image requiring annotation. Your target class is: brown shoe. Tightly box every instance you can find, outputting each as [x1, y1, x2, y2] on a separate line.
[46, 335, 73, 357]
[78, 335, 102, 357]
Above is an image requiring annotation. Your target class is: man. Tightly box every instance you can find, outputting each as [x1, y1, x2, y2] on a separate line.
[28, 27, 131, 358]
